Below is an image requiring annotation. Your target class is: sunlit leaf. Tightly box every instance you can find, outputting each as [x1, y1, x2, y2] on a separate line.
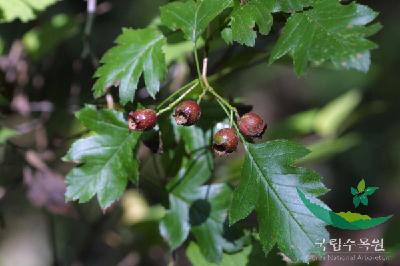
[93, 28, 166, 104]
[0, 0, 59, 23]
[222, 0, 274, 46]
[160, 0, 232, 43]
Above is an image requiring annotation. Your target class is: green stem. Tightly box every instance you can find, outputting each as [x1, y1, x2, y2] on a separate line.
[157, 79, 198, 110]
[230, 109, 234, 127]
[197, 86, 208, 104]
[193, 43, 203, 85]
[212, 87, 248, 146]
[215, 97, 231, 119]
[207, 86, 239, 116]
[157, 81, 199, 116]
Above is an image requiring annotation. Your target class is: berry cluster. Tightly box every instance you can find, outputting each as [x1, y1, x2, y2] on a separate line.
[128, 101, 267, 156]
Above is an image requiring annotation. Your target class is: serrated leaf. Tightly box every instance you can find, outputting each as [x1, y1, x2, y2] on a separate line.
[350, 187, 358, 196]
[63, 105, 141, 209]
[160, 0, 232, 43]
[160, 126, 241, 263]
[222, 0, 275, 46]
[229, 140, 329, 262]
[92, 28, 166, 104]
[273, 0, 312, 13]
[0, 0, 59, 23]
[357, 179, 366, 193]
[364, 186, 379, 196]
[270, 0, 379, 74]
[353, 195, 360, 208]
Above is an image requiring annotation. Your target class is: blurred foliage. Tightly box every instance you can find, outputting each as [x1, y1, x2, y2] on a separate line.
[0, 0, 399, 265]
[0, 0, 60, 23]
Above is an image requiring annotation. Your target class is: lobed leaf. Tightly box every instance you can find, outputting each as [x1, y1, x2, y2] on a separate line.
[92, 28, 166, 105]
[230, 140, 329, 262]
[273, 0, 312, 13]
[270, 0, 380, 74]
[222, 0, 275, 47]
[63, 105, 141, 209]
[160, 0, 232, 43]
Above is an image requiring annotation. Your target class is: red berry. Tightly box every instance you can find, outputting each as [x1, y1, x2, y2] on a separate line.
[238, 112, 266, 138]
[174, 100, 201, 126]
[128, 109, 157, 131]
[213, 128, 239, 156]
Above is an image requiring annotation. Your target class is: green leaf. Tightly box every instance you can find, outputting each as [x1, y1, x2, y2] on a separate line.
[359, 194, 368, 206]
[270, 0, 379, 75]
[350, 187, 358, 196]
[0, 0, 59, 23]
[353, 196, 360, 208]
[357, 179, 366, 193]
[222, 0, 275, 46]
[273, 0, 312, 13]
[92, 28, 166, 104]
[364, 186, 379, 196]
[160, 126, 241, 263]
[160, 0, 232, 43]
[229, 140, 329, 262]
[186, 242, 250, 266]
[187, 239, 287, 266]
[63, 105, 141, 209]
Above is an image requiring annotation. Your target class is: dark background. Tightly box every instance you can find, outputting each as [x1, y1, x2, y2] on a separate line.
[0, 0, 399, 265]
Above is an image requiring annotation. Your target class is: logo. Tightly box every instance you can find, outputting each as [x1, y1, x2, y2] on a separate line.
[297, 178, 393, 230]
[351, 179, 378, 208]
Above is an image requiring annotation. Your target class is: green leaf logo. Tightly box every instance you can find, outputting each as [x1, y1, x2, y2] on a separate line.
[357, 179, 366, 193]
[298, 189, 392, 230]
[351, 179, 379, 208]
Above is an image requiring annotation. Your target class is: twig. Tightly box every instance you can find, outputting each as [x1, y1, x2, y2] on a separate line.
[193, 44, 202, 82]
[82, 0, 99, 66]
[157, 79, 198, 110]
[157, 81, 199, 116]
[201, 57, 210, 88]
[87, 0, 96, 13]
[105, 93, 114, 109]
